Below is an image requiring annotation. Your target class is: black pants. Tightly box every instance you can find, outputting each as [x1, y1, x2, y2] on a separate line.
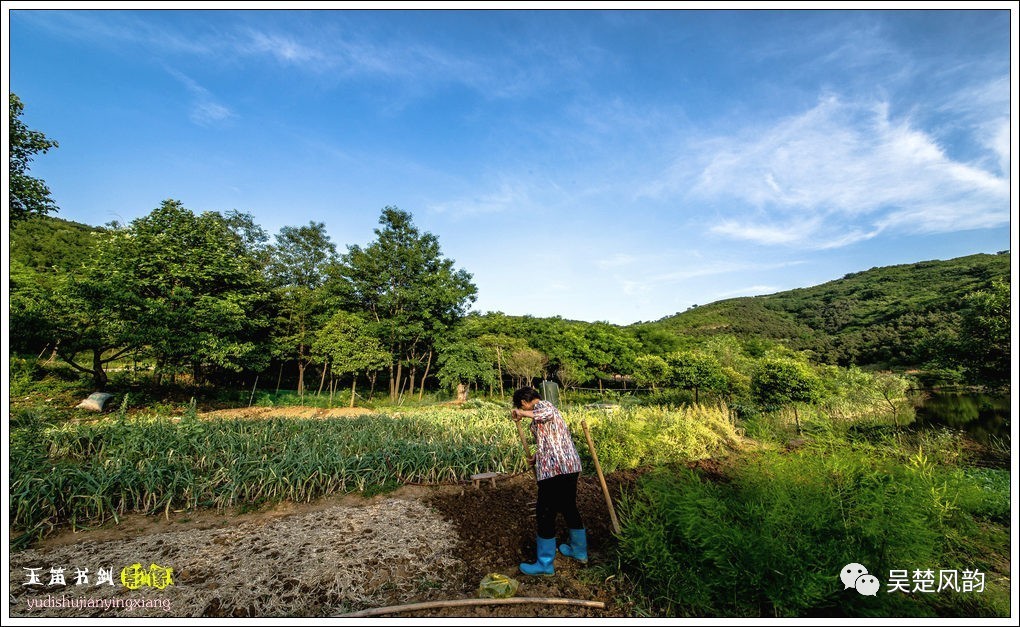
[536, 472, 583, 539]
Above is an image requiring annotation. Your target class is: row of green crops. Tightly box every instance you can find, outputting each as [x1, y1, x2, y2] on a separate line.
[10, 403, 740, 544]
[615, 428, 1011, 617]
[10, 407, 519, 540]
[568, 404, 742, 472]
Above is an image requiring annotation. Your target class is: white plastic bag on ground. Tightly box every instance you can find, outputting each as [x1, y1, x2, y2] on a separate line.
[76, 392, 114, 411]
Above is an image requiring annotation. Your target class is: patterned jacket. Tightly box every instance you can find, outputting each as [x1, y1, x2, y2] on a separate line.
[529, 400, 582, 481]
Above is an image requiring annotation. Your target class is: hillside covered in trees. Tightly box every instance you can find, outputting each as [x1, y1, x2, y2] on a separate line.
[635, 252, 1009, 384]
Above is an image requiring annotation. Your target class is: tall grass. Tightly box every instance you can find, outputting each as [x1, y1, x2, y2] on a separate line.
[615, 428, 1010, 617]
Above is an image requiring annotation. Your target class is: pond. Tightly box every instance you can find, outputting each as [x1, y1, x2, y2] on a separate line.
[910, 391, 1011, 444]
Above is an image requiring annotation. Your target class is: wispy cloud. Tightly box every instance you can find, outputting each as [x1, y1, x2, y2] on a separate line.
[716, 221, 882, 250]
[19, 11, 601, 104]
[710, 285, 781, 299]
[240, 29, 328, 66]
[166, 68, 234, 126]
[12, 10, 213, 55]
[595, 253, 639, 270]
[619, 260, 806, 296]
[427, 181, 534, 217]
[647, 93, 1009, 248]
[937, 76, 1011, 176]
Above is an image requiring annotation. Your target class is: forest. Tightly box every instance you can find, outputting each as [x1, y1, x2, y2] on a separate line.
[9, 208, 1010, 402]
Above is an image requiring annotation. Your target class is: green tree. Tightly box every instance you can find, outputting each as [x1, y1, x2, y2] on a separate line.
[267, 222, 337, 289]
[267, 222, 338, 395]
[39, 234, 142, 389]
[331, 207, 477, 400]
[630, 325, 683, 356]
[666, 350, 726, 403]
[585, 322, 639, 390]
[312, 311, 388, 407]
[9, 94, 59, 224]
[751, 358, 821, 433]
[956, 279, 1010, 386]
[720, 365, 752, 418]
[475, 332, 528, 398]
[632, 354, 670, 392]
[113, 200, 274, 384]
[9, 259, 55, 356]
[223, 210, 272, 268]
[273, 287, 327, 395]
[436, 338, 497, 397]
[8, 216, 101, 356]
[505, 347, 548, 389]
[554, 361, 584, 397]
[872, 372, 911, 427]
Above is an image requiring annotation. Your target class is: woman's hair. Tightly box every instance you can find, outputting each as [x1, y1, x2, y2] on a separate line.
[512, 386, 542, 409]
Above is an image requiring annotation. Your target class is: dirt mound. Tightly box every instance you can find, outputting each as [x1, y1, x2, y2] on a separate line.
[8, 471, 647, 618]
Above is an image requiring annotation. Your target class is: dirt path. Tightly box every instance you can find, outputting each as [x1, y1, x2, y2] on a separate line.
[197, 406, 376, 420]
[8, 472, 644, 618]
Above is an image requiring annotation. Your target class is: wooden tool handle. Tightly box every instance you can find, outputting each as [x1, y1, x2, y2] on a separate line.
[581, 420, 621, 534]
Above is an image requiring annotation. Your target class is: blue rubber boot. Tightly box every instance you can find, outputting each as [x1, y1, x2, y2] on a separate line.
[519, 535, 556, 576]
[558, 528, 588, 564]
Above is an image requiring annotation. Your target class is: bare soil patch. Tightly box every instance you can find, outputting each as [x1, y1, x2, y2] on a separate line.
[9, 470, 646, 618]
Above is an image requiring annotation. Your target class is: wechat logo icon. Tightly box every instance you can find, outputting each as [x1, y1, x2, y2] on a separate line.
[841, 563, 880, 596]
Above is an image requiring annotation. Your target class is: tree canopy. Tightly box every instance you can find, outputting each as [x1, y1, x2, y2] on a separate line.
[330, 207, 477, 400]
[9, 94, 59, 224]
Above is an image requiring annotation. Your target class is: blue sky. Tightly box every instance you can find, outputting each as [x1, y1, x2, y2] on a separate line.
[5, 7, 1015, 325]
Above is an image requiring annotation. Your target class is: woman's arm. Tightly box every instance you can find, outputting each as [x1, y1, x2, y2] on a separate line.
[529, 401, 556, 424]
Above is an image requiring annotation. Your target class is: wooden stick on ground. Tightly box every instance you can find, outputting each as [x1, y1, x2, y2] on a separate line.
[581, 419, 621, 534]
[336, 596, 606, 618]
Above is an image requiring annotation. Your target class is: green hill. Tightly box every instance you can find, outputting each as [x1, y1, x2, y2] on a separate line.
[10, 215, 103, 272]
[633, 252, 1010, 369]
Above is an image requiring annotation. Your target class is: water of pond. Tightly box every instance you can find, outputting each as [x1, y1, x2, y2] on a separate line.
[910, 392, 1011, 444]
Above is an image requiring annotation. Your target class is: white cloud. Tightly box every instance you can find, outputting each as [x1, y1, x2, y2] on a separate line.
[653, 94, 1009, 248]
[711, 220, 816, 247]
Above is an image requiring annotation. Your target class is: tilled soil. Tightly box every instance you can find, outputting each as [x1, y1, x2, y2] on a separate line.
[8, 469, 647, 619]
[418, 470, 647, 618]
